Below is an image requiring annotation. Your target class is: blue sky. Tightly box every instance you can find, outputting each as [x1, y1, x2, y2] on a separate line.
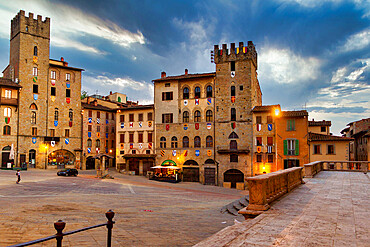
[0, 0, 369, 134]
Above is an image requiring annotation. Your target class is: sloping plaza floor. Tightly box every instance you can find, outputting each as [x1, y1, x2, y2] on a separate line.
[195, 171, 370, 247]
[0, 169, 246, 246]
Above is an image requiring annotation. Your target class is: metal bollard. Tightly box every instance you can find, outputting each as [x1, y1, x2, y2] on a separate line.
[54, 220, 66, 247]
[105, 210, 115, 247]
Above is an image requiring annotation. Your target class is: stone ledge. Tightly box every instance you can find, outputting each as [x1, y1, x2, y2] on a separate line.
[238, 207, 265, 219]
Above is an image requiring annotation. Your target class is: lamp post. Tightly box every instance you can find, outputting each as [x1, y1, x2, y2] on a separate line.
[274, 108, 280, 172]
[44, 143, 49, 169]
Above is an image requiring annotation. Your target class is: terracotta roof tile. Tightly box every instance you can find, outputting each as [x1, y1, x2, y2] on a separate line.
[0, 78, 22, 88]
[152, 72, 215, 82]
[308, 132, 353, 141]
[309, 120, 331, 127]
[252, 105, 280, 112]
[281, 110, 308, 117]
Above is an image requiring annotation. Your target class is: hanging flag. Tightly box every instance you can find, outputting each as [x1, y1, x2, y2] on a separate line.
[184, 100, 188, 106]
[97, 118, 100, 124]
[130, 143, 133, 149]
[32, 137, 37, 144]
[121, 122, 124, 128]
[231, 96, 236, 103]
[231, 71, 235, 78]
[231, 122, 236, 129]
[166, 124, 170, 131]
[69, 121, 72, 127]
[51, 80, 56, 86]
[129, 122, 133, 128]
[172, 150, 176, 156]
[148, 143, 152, 149]
[195, 99, 199, 105]
[148, 121, 152, 127]
[268, 146, 272, 153]
[51, 96, 55, 102]
[161, 150, 165, 157]
[183, 150, 188, 157]
[235, 47, 239, 54]
[207, 123, 211, 130]
[65, 138, 69, 145]
[88, 132, 91, 138]
[51, 141, 55, 147]
[66, 98, 70, 104]
[195, 123, 199, 130]
[195, 150, 200, 156]
[106, 133, 108, 138]
[139, 122, 143, 128]
[66, 83, 70, 89]
[88, 118, 92, 123]
[106, 119, 109, 124]
[87, 148, 91, 153]
[139, 143, 143, 149]
[96, 148, 100, 153]
[243, 47, 248, 53]
[5, 117, 10, 124]
[207, 150, 212, 156]
[268, 124, 273, 131]
[257, 146, 262, 153]
[219, 50, 223, 55]
[183, 124, 188, 130]
[257, 124, 261, 131]
[97, 132, 100, 138]
[33, 76, 37, 83]
[54, 120, 58, 127]
[33, 94, 38, 100]
[207, 98, 211, 105]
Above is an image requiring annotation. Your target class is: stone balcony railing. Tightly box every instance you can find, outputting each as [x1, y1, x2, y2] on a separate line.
[304, 160, 369, 177]
[239, 167, 304, 219]
[216, 145, 250, 154]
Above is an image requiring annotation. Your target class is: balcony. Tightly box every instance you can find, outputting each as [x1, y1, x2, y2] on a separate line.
[0, 97, 18, 106]
[217, 145, 250, 154]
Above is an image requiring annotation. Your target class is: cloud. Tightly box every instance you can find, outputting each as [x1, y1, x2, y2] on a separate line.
[338, 29, 370, 53]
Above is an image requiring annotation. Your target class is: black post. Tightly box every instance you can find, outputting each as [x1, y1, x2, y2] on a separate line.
[54, 220, 66, 247]
[105, 210, 115, 247]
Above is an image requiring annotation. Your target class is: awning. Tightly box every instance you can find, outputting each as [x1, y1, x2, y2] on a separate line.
[151, 166, 180, 169]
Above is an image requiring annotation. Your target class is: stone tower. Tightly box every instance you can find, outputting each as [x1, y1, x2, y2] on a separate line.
[214, 41, 262, 184]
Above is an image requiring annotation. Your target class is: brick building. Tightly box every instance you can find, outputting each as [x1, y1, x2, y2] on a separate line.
[2, 11, 83, 169]
[341, 118, 370, 161]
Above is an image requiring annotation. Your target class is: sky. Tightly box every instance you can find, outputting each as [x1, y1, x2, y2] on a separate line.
[0, 0, 369, 135]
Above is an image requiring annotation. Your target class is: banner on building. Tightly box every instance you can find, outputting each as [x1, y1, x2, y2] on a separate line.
[257, 124, 261, 131]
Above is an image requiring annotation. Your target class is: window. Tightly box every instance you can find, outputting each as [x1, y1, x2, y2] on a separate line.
[256, 154, 262, 162]
[230, 61, 235, 71]
[194, 110, 201, 122]
[106, 112, 109, 119]
[314, 144, 321, 154]
[183, 136, 189, 148]
[321, 126, 326, 132]
[138, 113, 143, 121]
[87, 139, 92, 147]
[146, 150, 151, 154]
[231, 86, 236, 97]
[5, 90, 11, 99]
[132, 150, 136, 154]
[206, 85, 212, 98]
[162, 113, 173, 123]
[112, 114, 114, 120]
[138, 133, 143, 143]
[54, 108, 58, 121]
[268, 154, 274, 163]
[160, 137, 166, 148]
[33, 84, 38, 94]
[165, 83, 170, 87]
[88, 110, 92, 117]
[30, 103, 37, 110]
[230, 140, 237, 150]
[229, 132, 239, 139]
[287, 119, 295, 131]
[231, 108, 236, 121]
[32, 127, 37, 136]
[97, 126, 100, 132]
[148, 132, 153, 142]
[194, 136, 201, 148]
[4, 108, 11, 117]
[96, 139, 100, 147]
[256, 137, 262, 146]
[183, 111, 189, 123]
[66, 89, 71, 98]
[183, 87, 189, 99]
[111, 140, 114, 149]
[171, 136, 178, 148]
[50, 70, 56, 79]
[105, 126, 109, 133]
[267, 137, 273, 146]
[120, 150, 125, 155]
[120, 115, 125, 122]
[105, 140, 108, 147]
[97, 111, 100, 118]
[230, 154, 238, 162]
[147, 112, 153, 121]
[65, 129, 70, 137]
[51, 87, 56, 96]
[120, 134, 125, 143]
[129, 114, 134, 122]
[206, 136, 213, 147]
[111, 127, 115, 133]
[34, 46, 38, 56]
[194, 87, 201, 98]
[284, 139, 299, 155]
[66, 73, 71, 81]
[33, 67, 38, 76]
[88, 125, 92, 131]
[162, 92, 173, 101]
[50, 129, 55, 137]
[69, 109, 73, 121]
[31, 111, 36, 124]
[327, 144, 335, 154]
[256, 116, 262, 124]
[206, 110, 213, 122]
[3, 126, 11, 135]
[267, 116, 272, 124]
[240, 85, 243, 91]
[129, 133, 134, 143]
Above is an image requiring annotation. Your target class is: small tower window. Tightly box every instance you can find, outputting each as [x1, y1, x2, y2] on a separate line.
[231, 86, 236, 97]
[51, 87, 56, 96]
[3, 126, 11, 135]
[33, 67, 38, 76]
[231, 61, 235, 71]
[160, 137, 166, 148]
[171, 136, 178, 149]
[206, 110, 213, 122]
[69, 109, 73, 121]
[231, 108, 236, 121]
[66, 89, 71, 98]
[54, 108, 59, 121]
[51, 70, 56, 79]
[31, 112, 36, 124]
[194, 136, 201, 148]
[66, 73, 71, 81]
[195, 87, 201, 98]
[34, 46, 38, 56]
[33, 85, 38, 94]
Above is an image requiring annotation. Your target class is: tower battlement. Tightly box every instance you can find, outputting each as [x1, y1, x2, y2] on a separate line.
[11, 10, 50, 40]
[213, 41, 257, 69]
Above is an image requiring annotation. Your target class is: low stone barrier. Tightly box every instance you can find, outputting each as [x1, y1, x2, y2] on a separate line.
[304, 161, 369, 177]
[239, 167, 304, 219]
[304, 161, 323, 178]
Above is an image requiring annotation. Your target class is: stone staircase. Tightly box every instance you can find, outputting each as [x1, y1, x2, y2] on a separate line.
[220, 195, 249, 216]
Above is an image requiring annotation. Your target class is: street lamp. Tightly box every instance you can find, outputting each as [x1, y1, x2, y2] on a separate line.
[273, 108, 280, 172]
[44, 144, 49, 169]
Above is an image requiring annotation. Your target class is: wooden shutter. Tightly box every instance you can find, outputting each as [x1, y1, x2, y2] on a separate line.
[162, 114, 165, 123]
[170, 114, 173, 123]
[120, 134, 124, 143]
[292, 119, 295, 130]
[283, 140, 287, 155]
[295, 140, 299, 155]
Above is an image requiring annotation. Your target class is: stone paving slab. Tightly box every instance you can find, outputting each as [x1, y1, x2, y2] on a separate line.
[195, 171, 370, 247]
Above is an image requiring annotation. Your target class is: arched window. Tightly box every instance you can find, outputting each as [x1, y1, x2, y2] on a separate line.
[206, 136, 213, 147]
[87, 139, 92, 147]
[34, 46, 38, 56]
[194, 110, 201, 122]
[183, 87, 189, 99]
[229, 132, 239, 139]
[4, 108, 11, 117]
[31, 112, 37, 124]
[231, 108, 236, 121]
[195, 87, 201, 98]
[160, 137, 166, 148]
[194, 136, 201, 148]
[206, 110, 213, 122]
[30, 103, 38, 110]
[183, 111, 189, 123]
[96, 139, 100, 147]
[183, 136, 189, 148]
[54, 108, 59, 121]
[171, 136, 178, 148]
[206, 85, 213, 98]
[231, 86, 236, 97]
[69, 109, 73, 121]
[3, 126, 11, 135]
[230, 140, 237, 150]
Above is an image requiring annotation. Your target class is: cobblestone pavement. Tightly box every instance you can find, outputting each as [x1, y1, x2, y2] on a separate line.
[0, 169, 246, 246]
[195, 171, 370, 247]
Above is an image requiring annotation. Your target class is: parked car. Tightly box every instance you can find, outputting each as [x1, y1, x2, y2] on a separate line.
[57, 168, 78, 176]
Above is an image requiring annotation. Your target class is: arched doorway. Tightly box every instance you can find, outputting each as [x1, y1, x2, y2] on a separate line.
[1, 146, 11, 168]
[29, 149, 36, 168]
[204, 159, 216, 185]
[183, 160, 199, 182]
[224, 169, 244, 188]
[86, 156, 95, 170]
[48, 149, 75, 168]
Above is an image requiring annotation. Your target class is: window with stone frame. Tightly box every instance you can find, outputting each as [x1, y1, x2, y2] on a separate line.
[267, 116, 273, 124]
[194, 110, 201, 122]
[147, 112, 153, 121]
[65, 129, 70, 137]
[268, 154, 274, 163]
[31, 111, 36, 124]
[327, 144, 335, 155]
[32, 127, 37, 136]
[88, 125, 92, 131]
[33, 67, 38, 76]
[50, 70, 56, 79]
[138, 132, 144, 143]
[256, 116, 262, 124]
[183, 111, 189, 123]
[87, 138, 92, 147]
[97, 111, 100, 118]
[162, 92, 173, 101]
[230, 154, 238, 162]
[129, 133, 134, 143]
[34, 46, 38, 56]
[3, 126, 11, 135]
[321, 126, 326, 132]
[4, 108, 11, 117]
[96, 139, 100, 147]
[206, 110, 213, 122]
[88, 110, 92, 117]
[194, 87, 201, 98]
[33, 84, 38, 94]
[148, 132, 153, 143]
[206, 136, 213, 147]
[183, 87, 189, 99]
[256, 154, 262, 162]
[97, 126, 100, 132]
[313, 144, 321, 154]
[160, 136, 166, 148]
[129, 113, 134, 122]
[69, 109, 73, 121]
[51, 87, 56, 96]
[206, 85, 213, 98]
[171, 136, 178, 148]
[120, 134, 125, 143]
[54, 108, 58, 121]
[120, 115, 125, 122]
[66, 89, 71, 98]
[256, 137, 262, 146]
[183, 136, 189, 148]
[162, 113, 173, 123]
[138, 113, 143, 122]
[66, 73, 71, 81]
[231, 108, 236, 121]
[50, 129, 55, 137]
[231, 86, 236, 97]
[194, 136, 201, 148]
[4, 90, 11, 99]
[230, 140, 237, 150]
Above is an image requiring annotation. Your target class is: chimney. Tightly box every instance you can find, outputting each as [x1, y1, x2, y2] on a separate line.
[94, 100, 98, 106]
[110, 91, 112, 95]
[87, 97, 90, 104]
[61, 57, 64, 62]
[161, 71, 166, 78]
[185, 69, 188, 75]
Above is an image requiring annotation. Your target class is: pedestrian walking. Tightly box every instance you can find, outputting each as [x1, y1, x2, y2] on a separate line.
[16, 169, 20, 184]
